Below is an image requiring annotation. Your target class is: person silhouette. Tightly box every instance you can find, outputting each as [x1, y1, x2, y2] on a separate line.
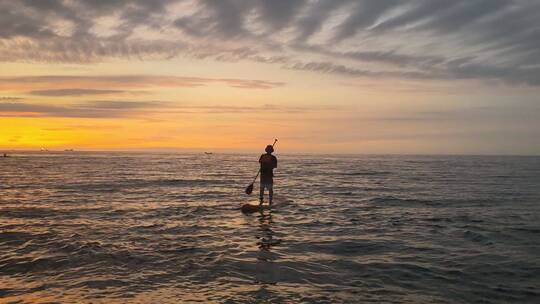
[259, 145, 277, 205]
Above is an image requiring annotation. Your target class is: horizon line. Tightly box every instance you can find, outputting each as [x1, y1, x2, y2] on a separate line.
[2, 148, 539, 157]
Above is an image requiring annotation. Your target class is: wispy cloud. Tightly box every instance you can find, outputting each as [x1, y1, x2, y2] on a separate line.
[0, 75, 285, 92]
[42, 125, 121, 131]
[28, 89, 125, 96]
[217, 79, 285, 89]
[0, 100, 165, 118]
[1, 1, 539, 86]
[0, 100, 338, 118]
[166, 104, 342, 114]
[0, 97, 24, 101]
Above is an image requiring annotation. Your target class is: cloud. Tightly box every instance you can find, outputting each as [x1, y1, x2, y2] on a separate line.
[166, 104, 320, 114]
[174, 1, 253, 38]
[332, 0, 400, 42]
[82, 100, 164, 109]
[1, 1, 540, 86]
[0, 97, 24, 102]
[42, 124, 121, 131]
[0, 100, 165, 118]
[290, 43, 447, 68]
[287, 61, 433, 80]
[28, 89, 125, 96]
[0, 75, 285, 92]
[217, 79, 285, 89]
[294, 0, 347, 41]
[257, 0, 307, 31]
[0, 100, 339, 118]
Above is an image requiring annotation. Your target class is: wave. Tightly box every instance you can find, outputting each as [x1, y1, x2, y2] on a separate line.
[305, 239, 404, 256]
[322, 191, 354, 196]
[341, 171, 391, 176]
[54, 178, 229, 192]
[510, 227, 540, 234]
[463, 230, 493, 245]
[368, 196, 438, 206]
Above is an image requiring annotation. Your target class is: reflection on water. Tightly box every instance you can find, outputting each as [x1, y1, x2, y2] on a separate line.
[255, 211, 281, 285]
[1, 152, 539, 303]
[257, 211, 281, 255]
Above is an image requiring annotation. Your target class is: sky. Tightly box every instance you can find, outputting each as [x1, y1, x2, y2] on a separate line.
[1, 0, 539, 155]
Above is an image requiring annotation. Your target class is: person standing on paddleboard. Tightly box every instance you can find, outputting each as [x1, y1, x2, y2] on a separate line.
[259, 145, 277, 205]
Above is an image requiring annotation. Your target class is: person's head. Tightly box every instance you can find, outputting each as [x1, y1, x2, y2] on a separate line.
[265, 145, 274, 154]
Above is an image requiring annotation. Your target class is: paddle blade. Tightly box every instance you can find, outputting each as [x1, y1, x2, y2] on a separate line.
[245, 183, 254, 195]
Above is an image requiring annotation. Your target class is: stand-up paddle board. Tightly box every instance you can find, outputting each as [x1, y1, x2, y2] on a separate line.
[241, 202, 271, 213]
[241, 196, 292, 214]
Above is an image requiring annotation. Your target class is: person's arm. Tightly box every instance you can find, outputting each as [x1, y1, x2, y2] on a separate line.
[273, 156, 278, 169]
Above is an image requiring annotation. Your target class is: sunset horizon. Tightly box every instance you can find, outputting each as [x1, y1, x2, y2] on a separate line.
[2, 1, 539, 155]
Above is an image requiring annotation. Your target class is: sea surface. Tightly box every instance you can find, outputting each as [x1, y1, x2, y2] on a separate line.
[1, 152, 539, 303]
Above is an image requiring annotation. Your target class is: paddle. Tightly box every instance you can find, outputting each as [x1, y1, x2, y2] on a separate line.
[245, 139, 278, 195]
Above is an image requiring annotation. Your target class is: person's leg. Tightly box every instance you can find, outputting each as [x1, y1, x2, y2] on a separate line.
[268, 183, 273, 205]
[259, 183, 264, 204]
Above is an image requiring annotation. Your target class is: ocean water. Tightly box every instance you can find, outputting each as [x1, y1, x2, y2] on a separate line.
[1, 152, 539, 303]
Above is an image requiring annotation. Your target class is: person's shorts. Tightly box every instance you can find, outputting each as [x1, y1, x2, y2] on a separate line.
[260, 182, 273, 190]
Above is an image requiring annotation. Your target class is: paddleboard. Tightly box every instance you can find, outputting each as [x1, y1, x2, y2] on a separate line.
[240, 196, 292, 214]
[241, 202, 271, 213]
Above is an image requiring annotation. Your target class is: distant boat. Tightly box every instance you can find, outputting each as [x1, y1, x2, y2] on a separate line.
[64, 149, 74, 152]
[204, 152, 213, 155]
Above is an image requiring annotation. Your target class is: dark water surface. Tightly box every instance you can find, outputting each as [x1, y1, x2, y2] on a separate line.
[1, 152, 539, 303]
